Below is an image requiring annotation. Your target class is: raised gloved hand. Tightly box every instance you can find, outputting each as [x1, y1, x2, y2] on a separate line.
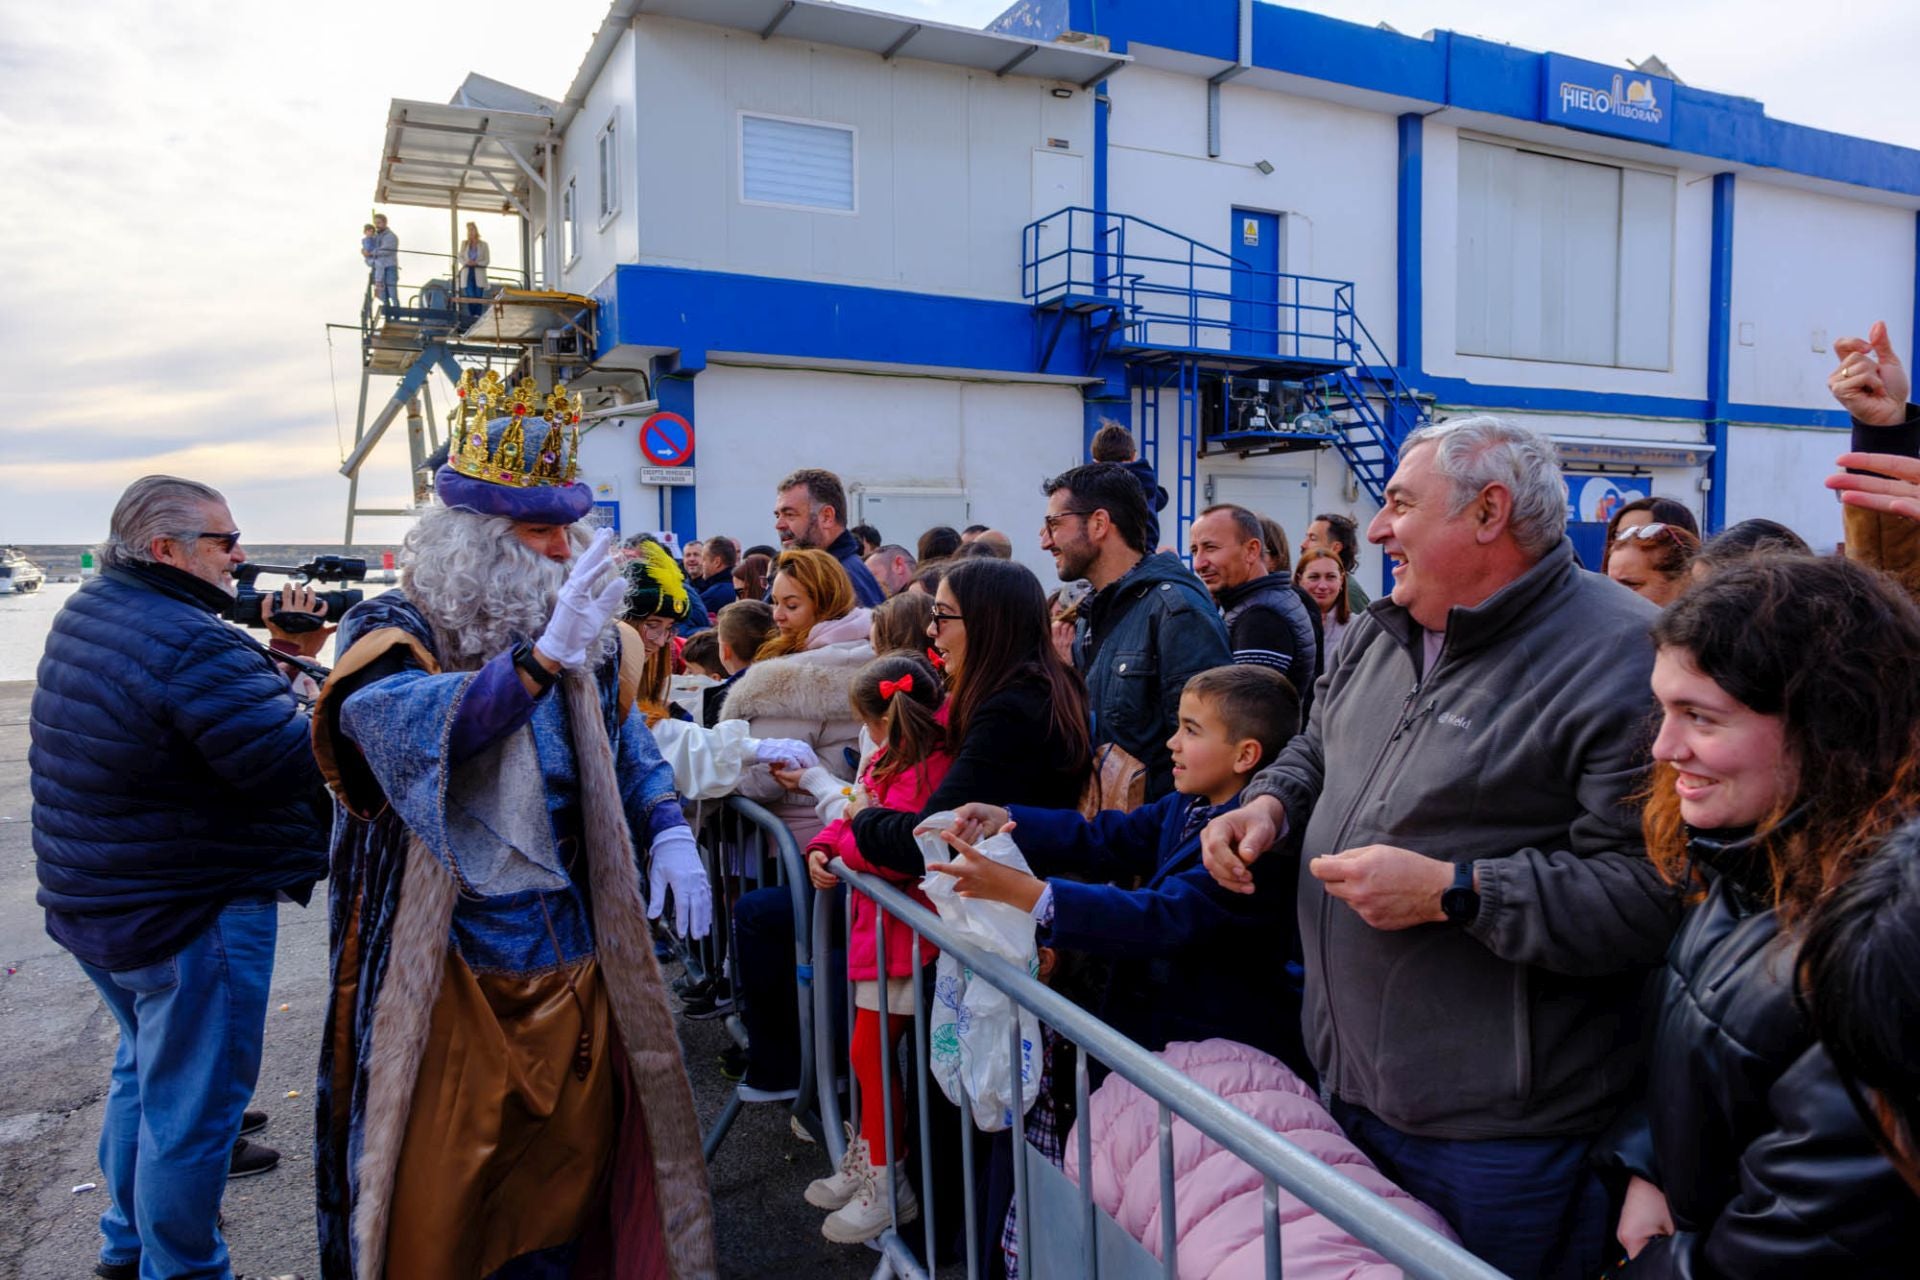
[535, 528, 625, 669]
[647, 825, 712, 939]
[752, 737, 819, 769]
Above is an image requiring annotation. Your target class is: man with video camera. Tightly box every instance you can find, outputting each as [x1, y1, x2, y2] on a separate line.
[30, 474, 329, 1280]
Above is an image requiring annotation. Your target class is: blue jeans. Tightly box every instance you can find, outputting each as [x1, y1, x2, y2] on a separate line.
[1332, 1100, 1611, 1280]
[81, 896, 278, 1279]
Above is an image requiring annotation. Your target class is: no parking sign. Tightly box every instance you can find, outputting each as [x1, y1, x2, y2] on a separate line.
[638, 411, 695, 467]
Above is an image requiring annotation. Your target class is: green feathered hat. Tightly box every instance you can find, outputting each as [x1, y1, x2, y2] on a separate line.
[621, 537, 692, 622]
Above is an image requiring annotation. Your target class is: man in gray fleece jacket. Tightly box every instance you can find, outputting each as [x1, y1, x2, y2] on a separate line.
[1203, 416, 1681, 1279]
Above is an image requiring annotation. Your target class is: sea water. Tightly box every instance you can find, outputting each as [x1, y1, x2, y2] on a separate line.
[0, 582, 79, 682]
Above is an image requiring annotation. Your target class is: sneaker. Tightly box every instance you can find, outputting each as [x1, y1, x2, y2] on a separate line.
[821, 1163, 918, 1244]
[239, 1108, 268, 1137]
[804, 1124, 872, 1210]
[679, 978, 734, 1020]
[717, 1045, 748, 1082]
[672, 971, 714, 998]
[229, 1137, 281, 1179]
[94, 1261, 138, 1280]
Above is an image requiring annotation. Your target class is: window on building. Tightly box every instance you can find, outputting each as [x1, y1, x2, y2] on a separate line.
[740, 113, 857, 213]
[562, 177, 578, 266]
[1456, 137, 1674, 370]
[597, 115, 619, 225]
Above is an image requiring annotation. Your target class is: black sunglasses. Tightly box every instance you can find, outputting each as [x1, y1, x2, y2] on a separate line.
[193, 530, 243, 552]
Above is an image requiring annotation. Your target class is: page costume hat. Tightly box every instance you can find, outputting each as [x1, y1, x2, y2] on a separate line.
[435, 370, 592, 523]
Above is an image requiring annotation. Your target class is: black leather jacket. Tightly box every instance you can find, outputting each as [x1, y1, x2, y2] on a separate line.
[1600, 833, 1920, 1277]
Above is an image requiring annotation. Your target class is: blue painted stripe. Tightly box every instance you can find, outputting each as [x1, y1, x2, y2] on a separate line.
[1396, 113, 1423, 374]
[600, 264, 1087, 378]
[651, 358, 698, 546]
[1706, 174, 1736, 533]
[1105, 1, 1920, 199]
[1912, 212, 1920, 379]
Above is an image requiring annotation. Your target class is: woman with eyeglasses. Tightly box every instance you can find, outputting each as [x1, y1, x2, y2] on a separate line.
[1595, 554, 1920, 1275]
[1601, 496, 1700, 571]
[1606, 522, 1701, 607]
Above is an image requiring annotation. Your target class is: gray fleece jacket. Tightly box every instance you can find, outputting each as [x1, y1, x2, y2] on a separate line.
[1244, 539, 1681, 1140]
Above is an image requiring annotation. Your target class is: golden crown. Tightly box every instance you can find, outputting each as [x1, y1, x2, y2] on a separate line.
[449, 370, 585, 488]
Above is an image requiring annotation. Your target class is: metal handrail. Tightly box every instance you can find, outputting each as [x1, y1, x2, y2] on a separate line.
[813, 858, 1505, 1280]
[1022, 205, 1359, 357]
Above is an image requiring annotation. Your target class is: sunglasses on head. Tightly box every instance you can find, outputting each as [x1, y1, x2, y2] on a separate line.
[1614, 521, 1677, 543]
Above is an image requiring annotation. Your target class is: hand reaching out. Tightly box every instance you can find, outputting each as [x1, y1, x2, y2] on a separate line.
[1828, 321, 1910, 427]
[926, 829, 1044, 911]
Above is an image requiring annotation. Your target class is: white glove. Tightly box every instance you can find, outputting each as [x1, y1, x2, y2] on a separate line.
[535, 528, 625, 669]
[647, 825, 712, 939]
[752, 737, 819, 769]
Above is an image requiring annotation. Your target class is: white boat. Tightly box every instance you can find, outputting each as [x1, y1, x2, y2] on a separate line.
[0, 547, 46, 595]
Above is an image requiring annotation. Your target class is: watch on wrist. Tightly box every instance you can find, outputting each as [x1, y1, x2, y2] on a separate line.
[513, 640, 559, 692]
[1441, 860, 1481, 926]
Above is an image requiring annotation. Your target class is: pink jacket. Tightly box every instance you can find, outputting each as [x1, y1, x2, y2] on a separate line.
[810, 744, 950, 982]
[1065, 1039, 1459, 1279]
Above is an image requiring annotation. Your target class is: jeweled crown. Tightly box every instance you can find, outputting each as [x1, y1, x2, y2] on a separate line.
[449, 370, 585, 488]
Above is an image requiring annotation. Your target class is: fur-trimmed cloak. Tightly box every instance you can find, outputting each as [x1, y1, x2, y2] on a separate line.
[312, 593, 714, 1279]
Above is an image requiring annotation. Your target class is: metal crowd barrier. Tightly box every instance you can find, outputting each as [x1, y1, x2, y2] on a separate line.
[693, 796, 822, 1161]
[810, 859, 1507, 1280]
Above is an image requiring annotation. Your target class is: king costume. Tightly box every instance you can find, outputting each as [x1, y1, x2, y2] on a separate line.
[312, 372, 716, 1279]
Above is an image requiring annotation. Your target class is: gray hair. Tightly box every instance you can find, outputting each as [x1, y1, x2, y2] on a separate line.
[872, 543, 916, 567]
[98, 475, 227, 570]
[401, 506, 608, 672]
[1399, 415, 1566, 559]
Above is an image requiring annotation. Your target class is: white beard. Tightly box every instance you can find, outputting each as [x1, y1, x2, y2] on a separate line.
[401, 507, 610, 672]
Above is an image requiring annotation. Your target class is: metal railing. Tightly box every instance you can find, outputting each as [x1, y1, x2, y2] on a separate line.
[1021, 206, 1354, 362]
[809, 859, 1506, 1280]
[695, 796, 823, 1160]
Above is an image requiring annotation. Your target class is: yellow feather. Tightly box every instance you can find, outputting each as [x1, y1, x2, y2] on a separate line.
[638, 539, 689, 614]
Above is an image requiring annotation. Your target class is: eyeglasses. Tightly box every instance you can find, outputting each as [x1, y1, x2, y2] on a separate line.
[929, 607, 964, 629]
[193, 530, 242, 551]
[1042, 509, 1093, 536]
[1614, 522, 1677, 544]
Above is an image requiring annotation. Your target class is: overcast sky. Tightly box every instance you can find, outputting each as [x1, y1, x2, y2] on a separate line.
[2, 0, 1912, 544]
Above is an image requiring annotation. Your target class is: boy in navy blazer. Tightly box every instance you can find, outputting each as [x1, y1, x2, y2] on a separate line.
[931, 664, 1308, 1077]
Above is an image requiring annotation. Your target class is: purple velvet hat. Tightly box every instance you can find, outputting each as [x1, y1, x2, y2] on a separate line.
[435, 372, 592, 522]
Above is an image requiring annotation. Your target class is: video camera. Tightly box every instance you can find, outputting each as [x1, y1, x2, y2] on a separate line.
[221, 555, 367, 632]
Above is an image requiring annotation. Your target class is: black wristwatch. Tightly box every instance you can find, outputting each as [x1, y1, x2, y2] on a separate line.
[512, 640, 559, 693]
[1441, 860, 1481, 926]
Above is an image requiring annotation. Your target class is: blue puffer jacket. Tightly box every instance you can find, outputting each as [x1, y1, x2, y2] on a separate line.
[31, 564, 330, 971]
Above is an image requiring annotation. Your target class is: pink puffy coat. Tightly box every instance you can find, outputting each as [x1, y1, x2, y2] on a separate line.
[809, 743, 950, 982]
[1065, 1039, 1459, 1279]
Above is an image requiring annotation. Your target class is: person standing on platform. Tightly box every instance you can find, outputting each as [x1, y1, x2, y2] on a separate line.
[458, 221, 489, 320]
[369, 213, 398, 310]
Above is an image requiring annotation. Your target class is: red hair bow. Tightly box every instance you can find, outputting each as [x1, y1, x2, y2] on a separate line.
[879, 674, 914, 700]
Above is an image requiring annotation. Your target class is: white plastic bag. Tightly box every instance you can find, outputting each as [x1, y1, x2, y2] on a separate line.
[916, 812, 1042, 1131]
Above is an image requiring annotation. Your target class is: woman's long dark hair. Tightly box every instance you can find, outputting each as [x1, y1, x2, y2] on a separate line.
[1642, 555, 1920, 921]
[1797, 819, 1920, 1193]
[942, 558, 1091, 777]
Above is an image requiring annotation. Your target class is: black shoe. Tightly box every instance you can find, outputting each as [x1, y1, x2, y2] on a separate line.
[229, 1137, 281, 1179]
[671, 971, 712, 998]
[717, 1045, 748, 1082]
[94, 1261, 138, 1280]
[239, 1107, 268, 1137]
[680, 977, 734, 1020]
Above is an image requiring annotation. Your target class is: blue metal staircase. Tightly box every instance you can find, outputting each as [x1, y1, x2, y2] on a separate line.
[1023, 206, 1429, 545]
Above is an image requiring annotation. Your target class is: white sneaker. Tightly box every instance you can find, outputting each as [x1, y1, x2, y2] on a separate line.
[822, 1162, 919, 1244]
[804, 1124, 871, 1210]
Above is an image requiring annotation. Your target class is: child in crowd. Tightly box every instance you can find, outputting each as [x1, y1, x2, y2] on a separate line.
[801, 652, 952, 1244]
[680, 628, 726, 681]
[702, 600, 776, 727]
[930, 663, 1308, 1074]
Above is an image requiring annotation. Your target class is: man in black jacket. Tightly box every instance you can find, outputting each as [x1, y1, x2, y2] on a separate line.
[772, 467, 885, 606]
[1042, 462, 1230, 799]
[31, 475, 328, 1280]
[1189, 503, 1320, 721]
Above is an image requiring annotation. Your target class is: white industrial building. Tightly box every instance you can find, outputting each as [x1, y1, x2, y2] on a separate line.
[356, 0, 1920, 588]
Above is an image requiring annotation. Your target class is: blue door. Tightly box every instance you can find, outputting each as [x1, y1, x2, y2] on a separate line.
[1230, 209, 1280, 355]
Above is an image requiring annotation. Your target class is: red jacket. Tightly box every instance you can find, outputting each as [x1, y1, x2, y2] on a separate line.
[811, 744, 950, 981]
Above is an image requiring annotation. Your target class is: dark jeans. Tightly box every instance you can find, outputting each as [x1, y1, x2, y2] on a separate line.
[1332, 1099, 1612, 1280]
[735, 884, 846, 1093]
